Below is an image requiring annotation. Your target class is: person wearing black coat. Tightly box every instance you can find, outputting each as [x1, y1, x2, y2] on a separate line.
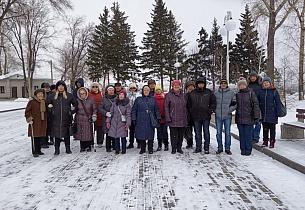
[257, 77, 282, 148]
[184, 81, 195, 149]
[236, 79, 260, 156]
[247, 72, 262, 143]
[187, 77, 217, 154]
[47, 80, 78, 155]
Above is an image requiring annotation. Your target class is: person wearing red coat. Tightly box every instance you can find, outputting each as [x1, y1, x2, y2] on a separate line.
[154, 86, 169, 151]
[88, 82, 104, 147]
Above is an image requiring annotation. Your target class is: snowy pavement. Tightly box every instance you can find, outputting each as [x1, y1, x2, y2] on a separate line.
[1, 110, 305, 209]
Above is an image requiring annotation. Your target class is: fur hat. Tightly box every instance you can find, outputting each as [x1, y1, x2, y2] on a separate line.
[237, 79, 247, 87]
[41, 82, 50, 88]
[155, 86, 162, 92]
[171, 80, 182, 87]
[185, 81, 195, 89]
[55, 80, 67, 91]
[118, 90, 127, 98]
[262, 77, 272, 85]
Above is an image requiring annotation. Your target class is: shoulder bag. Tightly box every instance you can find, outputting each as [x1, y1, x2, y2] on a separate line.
[142, 98, 160, 128]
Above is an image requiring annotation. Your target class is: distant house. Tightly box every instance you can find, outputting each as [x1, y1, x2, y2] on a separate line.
[0, 71, 52, 99]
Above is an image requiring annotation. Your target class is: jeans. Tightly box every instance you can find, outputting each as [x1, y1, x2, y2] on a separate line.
[194, 120, 210, 151]
[252, 119, 261, 141]
[115, 137, 127, 151]
[237, 124, 253, 153]
[157, 123, 169, 146]
[216, 118, 232, 151]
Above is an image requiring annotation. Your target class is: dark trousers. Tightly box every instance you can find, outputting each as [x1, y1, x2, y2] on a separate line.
[105, 134, 115, 150]
[184, 125, 194, 147]
[80, 141, 91, 150]
[139, 140, 153, 152]
[115, 137, 127, 151]
[237, 124, 253, 153]
[157, 123, 169, 147]
[129, 124, 139, 145]
[31, 137, 42, 154]
[262, 122, 276, 139]
[40, 136, 49, 146]
[96, 126, 104, 145]
[169, 127, 185, 150]
[55, 137, 70, 147]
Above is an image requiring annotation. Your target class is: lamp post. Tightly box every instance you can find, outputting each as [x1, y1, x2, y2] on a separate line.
[220, 11, 236, 84]
[174, 58, 181, 80]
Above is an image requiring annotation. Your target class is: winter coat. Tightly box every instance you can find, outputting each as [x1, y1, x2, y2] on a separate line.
[98, 85, 116, 133]
[73, 78, 84, 99]
[164, 89, 188, 127]
[214, 87, 237, 120]
[88, 89, 103, 127]
[106, 97, 131, 138]
[127, 89, 141, 108]
[25, 96, 47, 137]
[47, 90, 78, 138]
[154, 93, 166, 123]
[187, 77, 217, 121]
[247, 76, 262, 95]
[257, 86, 282, 124]
[131, 93, 161, 140]
[235, 87, 260, 125]
[74, 88, 97, 141]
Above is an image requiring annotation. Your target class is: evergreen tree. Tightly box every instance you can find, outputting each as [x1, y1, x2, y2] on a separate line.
[230, 4, 266, 83]
[87, 7, 111, 84]
[141, 0, 187, 89]
[109, 2, 139, 83]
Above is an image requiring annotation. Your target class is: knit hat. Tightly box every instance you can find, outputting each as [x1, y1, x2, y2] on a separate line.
[34, 88, 45, 96]
[155, 86, 162, 92]
[185, 81, 195, 90]
[148, 79, 156, 85]
[118, 90, 127, 98]
[50, 85, 56, 91]
[237, 79, 247, 87]
[262, 77, 272, 85]
[249, 72, 258, 78]
[220, 78, 228, 84]
[171, 80, 182, 87]
[106, 86, 115, 92]
[129, 83, 137, 89]
[91, 82, 99, 88]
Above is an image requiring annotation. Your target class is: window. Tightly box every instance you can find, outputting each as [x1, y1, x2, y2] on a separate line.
[34, 86, 39, 90]
[0, 86, 4, 94]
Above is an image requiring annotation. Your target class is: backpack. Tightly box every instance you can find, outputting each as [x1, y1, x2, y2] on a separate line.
[273, 90, 287, 117]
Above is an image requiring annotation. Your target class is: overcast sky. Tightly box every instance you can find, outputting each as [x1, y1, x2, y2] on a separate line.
[67, 0, 246, 51]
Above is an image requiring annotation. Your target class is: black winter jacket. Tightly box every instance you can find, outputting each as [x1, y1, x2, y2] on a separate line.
[235, 87, 260, 125]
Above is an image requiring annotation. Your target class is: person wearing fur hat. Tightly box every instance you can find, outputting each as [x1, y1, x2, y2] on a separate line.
[257, 77, 282, 148]
[164, 80, 188, 154]
[88, 82, 104, 147]
[98, 85, 116, 152]
[74, 87, 97, 152]
[40, 82, 53, 147]
[247, 72, 263, 144]
[187, 77, 217, 154]
[184, 81, 195, 148]
[127, 83, 141, 149]
[236, 78, 260, 156]
[106, 90, 131, 154]
[214, 78, 237, 155]
[154, 86, 169, 151]
[47, 80, 78, 155]
[25, 89, 47, 157]
[148, 79, 156, 96]
[132, 85, 161, 154]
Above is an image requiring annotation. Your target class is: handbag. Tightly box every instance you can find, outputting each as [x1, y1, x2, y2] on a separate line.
[142, 98, 160, 128]
[118, 106, 126, 122]
[273, 91, 287, 117]
[69, 115, 77, 136]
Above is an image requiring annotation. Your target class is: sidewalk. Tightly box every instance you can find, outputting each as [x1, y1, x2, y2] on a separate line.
[211, 122, 305, 175]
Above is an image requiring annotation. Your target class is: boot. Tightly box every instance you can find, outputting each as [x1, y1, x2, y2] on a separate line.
[269, 139, 275, 148]
[66, 145, 72, 154]
[54, 146, 60, 155]
[262, 138, 269, 147]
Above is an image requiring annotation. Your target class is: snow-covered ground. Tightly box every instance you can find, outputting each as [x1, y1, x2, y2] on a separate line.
[1, 109, 305, 209]
[0, 98, 28, 111]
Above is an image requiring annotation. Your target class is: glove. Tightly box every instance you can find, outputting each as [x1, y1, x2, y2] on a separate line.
[92, 116, 97, 122]
[26, 117, 33, 124]
[48, 104, 53, 108]
[132, 120, 136, 126]
[125, 125, 129, 130]
[158, 119, 161, 124]
[107, 122, 111, 129]
[106, 112, 111, 118]
[28, 121, 33, 124]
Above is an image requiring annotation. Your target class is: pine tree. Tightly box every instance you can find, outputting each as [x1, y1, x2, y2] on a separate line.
[141, 0, 187, 89]
[87, 7, 111, 84]
[230, 4, 266, 83]
[109, 2, 139, 83]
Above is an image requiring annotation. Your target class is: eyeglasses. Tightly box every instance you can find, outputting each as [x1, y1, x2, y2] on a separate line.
[92, 86, 98, 88]
[130, 87, 136, 89]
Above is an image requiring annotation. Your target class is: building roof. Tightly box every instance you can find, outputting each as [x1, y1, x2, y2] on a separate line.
[0, 71, 51, 80]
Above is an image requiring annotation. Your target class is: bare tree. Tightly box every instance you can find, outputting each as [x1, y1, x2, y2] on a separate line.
[57, 16, 94, 90]
[249, 0, 299, 82]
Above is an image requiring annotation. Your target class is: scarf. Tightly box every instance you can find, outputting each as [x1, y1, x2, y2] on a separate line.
[34, 96, 46, 120]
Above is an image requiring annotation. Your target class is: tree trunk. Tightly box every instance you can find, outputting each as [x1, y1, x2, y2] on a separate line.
[267, 13, 276, 82]
[299, 18, 305, 100]
[160, 66, 164, 91]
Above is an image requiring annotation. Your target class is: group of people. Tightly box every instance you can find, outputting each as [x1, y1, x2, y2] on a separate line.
[25, 72, 282, 158]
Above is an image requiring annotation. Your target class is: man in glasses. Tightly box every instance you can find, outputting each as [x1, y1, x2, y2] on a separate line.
[214, 78, 237, 155]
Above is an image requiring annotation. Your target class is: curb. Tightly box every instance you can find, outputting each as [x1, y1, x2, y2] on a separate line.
[0, 107, 25, 113]
[210, 122, 305, 175]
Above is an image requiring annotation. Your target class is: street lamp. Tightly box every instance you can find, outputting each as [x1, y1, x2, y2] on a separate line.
[174, 58, 181, 80]
[220, 11, 236, 84]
